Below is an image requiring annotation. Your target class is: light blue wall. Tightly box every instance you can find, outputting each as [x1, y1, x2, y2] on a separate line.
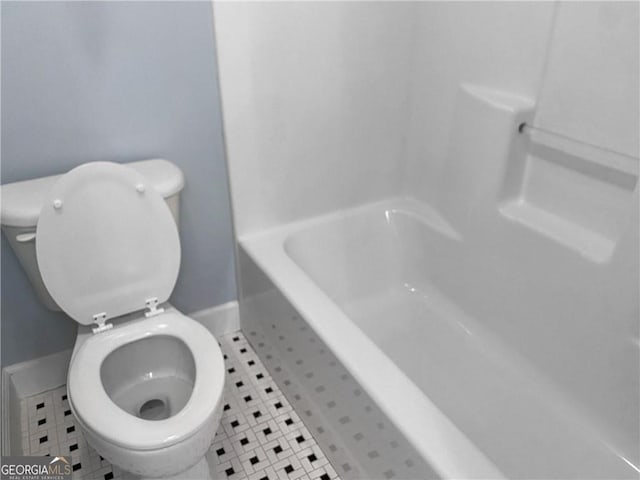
[1, 1, 236, 366]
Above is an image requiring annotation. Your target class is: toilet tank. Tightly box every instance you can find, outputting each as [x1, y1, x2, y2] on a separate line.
[0, 159, 185, 311]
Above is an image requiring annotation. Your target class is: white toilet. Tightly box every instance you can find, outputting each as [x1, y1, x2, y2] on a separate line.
[1, 160, 225, 479]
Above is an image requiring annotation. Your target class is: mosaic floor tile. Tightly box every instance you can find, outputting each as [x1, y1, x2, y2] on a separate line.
[20, 331, 340, 480]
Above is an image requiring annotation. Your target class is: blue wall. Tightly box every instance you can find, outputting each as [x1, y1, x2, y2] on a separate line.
[1, 1, 236, 366]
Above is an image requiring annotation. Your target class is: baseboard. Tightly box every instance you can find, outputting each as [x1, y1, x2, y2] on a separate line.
[3, 349, 72, 400]
[2, 362, 37, 455]
[189, 300, 240, 337]
[1, 368, 13, 455]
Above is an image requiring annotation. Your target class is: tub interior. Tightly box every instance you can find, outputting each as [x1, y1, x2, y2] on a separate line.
[282, 199, 639, 478]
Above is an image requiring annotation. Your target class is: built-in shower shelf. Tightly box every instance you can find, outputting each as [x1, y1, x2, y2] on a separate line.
[500, 124, 638, 264]
[500, 200, 614, 263]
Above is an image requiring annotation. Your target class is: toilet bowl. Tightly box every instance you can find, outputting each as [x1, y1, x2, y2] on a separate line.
[29, 162, 225, 479]
[68, 310, 224, 478]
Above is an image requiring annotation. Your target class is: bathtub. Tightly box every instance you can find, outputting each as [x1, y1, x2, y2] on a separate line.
[238, 197, 639, 479]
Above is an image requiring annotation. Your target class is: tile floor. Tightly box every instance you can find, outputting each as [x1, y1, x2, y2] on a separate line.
[20, 331, 340, 480]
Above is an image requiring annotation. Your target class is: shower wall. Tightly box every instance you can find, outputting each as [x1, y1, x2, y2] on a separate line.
[216, 2, 639, 231]
[535, 2, 639, 158]
[215, 2, 562, 233]
[406, 1, 639, 207]
[213, 2, 416, 236]
[403, 2, 555, 205]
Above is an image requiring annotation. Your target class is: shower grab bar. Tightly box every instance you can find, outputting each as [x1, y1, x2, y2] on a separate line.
[518, 122, 639, 177]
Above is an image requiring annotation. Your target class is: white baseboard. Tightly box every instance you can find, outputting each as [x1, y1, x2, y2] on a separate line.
[2, 349, 72, 455]
[2, 368, 14, 455]
[3, 348, 72, 399]
[189, 300, 240, 337]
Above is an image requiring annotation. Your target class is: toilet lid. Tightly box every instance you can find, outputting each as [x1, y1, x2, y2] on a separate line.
[36, 162, 181, 325]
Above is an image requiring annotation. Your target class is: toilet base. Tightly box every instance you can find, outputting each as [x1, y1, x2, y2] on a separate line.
[121, 457, 212, 480]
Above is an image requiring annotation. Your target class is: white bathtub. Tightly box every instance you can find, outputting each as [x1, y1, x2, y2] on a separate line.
[239, 197, 638, 479]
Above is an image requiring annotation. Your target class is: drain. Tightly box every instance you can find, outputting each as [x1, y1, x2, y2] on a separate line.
[138, 398, 169, 421]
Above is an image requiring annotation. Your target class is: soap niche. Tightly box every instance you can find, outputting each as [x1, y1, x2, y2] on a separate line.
[500, 127, 638, 263]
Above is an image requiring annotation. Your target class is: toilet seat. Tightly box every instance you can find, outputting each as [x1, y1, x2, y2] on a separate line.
[68, 310, 225, 451]
[35, 162, 181, 327]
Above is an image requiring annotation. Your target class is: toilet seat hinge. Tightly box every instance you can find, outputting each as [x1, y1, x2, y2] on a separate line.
[145, 297, 164, 318]
[92, 313, 113, 334]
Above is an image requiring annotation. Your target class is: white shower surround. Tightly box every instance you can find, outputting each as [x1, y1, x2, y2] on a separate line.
[213, 1, 639, 478]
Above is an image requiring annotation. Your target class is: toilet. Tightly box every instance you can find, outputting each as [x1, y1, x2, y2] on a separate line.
[0, 160, 225, 479]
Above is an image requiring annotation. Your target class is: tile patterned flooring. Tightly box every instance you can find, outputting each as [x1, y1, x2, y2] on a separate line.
[20, 331, 340, 480]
